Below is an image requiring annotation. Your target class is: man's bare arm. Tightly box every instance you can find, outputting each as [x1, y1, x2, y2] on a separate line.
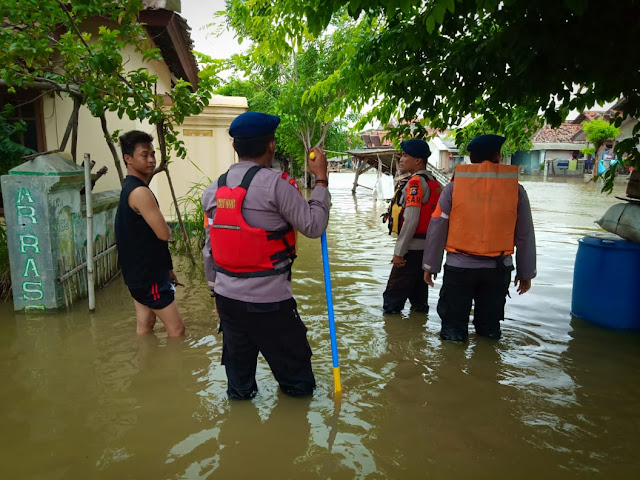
[128, 187, 171, 241]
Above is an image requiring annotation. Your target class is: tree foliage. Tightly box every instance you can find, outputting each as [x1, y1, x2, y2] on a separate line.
[0, 0, 216, 179]
[222, 0, 640, 188]
[0, 105, 35, 177]
[583, 118, 621, 150]
[582, 117, 621, 180]
[211, 26, 361, 176]
[453, 108, 541, 158]
[1, 0, 220, 264]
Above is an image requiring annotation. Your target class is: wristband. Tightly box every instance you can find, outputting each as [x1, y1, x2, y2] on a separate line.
[315, 179, 328, 186]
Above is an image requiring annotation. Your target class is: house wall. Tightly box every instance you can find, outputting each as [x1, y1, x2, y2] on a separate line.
[39, 19, 246, 219]
[426, 139, 443, 169]
[545, 149, 574, 161]
[511, 151, 533, 173]
[150, 96, 248, 219]
[512, 151, 544, 173]
[439, 151, 450, 171]
[617, 117, 638, 142]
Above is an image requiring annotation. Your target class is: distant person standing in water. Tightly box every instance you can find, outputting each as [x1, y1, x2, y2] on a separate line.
[382, 139, 442, 314]
[115, 130, 185, 337]
[422, 134, 536, 342]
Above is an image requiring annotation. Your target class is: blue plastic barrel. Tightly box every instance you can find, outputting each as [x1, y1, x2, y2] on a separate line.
[572, 235, 640, 329]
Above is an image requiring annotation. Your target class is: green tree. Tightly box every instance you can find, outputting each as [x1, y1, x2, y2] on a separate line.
[0, 105, 35, 177]
[583, 118, 621, 179]
[211, 26, 360, 179]
[221, 0, 640, 190]
[1, 0, 219, 262]
[453, 108, 542, 158]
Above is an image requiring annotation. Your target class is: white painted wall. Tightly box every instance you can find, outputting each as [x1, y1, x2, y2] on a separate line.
[151, 96, 247, 219]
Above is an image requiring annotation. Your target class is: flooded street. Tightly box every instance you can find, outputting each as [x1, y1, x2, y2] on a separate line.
[1, 172, 639, 479]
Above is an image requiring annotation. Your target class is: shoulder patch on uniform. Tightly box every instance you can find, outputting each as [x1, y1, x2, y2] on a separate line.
[405, 177, 423, 207]
[280, 171, 301, 192]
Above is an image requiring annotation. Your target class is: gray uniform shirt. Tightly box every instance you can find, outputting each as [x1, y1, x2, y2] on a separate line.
[394, 170, 432, 256]
[422, 181, 537, 280]
[202, 161, 331, 303]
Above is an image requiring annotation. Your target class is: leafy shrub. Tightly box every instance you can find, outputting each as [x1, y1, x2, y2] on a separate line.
[170, 180, 210, 256]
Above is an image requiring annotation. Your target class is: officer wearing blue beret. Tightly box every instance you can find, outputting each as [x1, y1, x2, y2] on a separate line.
[422, 134, 537, 342]
[467, 134, 506, 158]
[382, 138, 442, 314]
[201, 110, 331, 399]
[228, 111, 282, 138]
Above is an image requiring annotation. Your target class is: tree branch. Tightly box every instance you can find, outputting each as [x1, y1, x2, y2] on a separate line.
[0, 77, 82, 98]
[54, 0, 136, 91]
[60, 100, 80, 151]
[22, 149, 62, 161]
[154, 120, 196, 266]
[318, 121, 332, 146]
[71, 96, 81, 163]
[56, 0, 93, 53]
[99, 113, 124, 185]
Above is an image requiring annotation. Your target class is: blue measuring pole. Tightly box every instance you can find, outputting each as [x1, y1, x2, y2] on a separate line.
[321, 231, 341, 394]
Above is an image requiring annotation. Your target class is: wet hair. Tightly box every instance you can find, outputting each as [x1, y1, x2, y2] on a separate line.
[233, 133, 275, 159]
[119, 130, 154, 162]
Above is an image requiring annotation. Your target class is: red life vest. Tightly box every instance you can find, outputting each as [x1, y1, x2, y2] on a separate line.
[384, 173, 442, 238]
[415, 176, 442, 238]
[210, 166, 297, 278]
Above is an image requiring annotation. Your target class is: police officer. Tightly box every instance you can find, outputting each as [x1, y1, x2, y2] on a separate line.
[383, 139, 441, 314]
[201, 111, 330, 399]
[422, 134, 537, 341]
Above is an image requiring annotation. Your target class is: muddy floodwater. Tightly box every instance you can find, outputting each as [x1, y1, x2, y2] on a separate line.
[1, 172, 639, 479]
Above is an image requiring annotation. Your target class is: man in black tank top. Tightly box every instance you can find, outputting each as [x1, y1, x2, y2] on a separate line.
[114, 130, 185, 337]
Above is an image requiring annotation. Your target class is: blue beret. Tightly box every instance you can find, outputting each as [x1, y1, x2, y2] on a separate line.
[400, 139, 431, 160]
[467, 134, 506, 156]
[229, 111, 281, 138]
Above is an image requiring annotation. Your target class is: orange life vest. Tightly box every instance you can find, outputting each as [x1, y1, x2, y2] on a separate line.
[210, 166, 297, 278]
[445, 162, 519, 257]
[384, 173, 442, 238]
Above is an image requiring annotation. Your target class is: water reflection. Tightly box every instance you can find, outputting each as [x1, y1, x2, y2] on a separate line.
[1, 173, 639, 478]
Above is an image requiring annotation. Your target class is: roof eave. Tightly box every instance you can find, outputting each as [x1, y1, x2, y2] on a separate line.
[531, 142, 586, 150]
[139, 9, 199, 91]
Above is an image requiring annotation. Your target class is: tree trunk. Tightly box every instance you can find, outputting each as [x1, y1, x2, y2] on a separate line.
[165, 166, 196, 266]
[60, 101, 79, 151]
[70, 97, 80, 163]
[627, 169, 640, 199]
[100, 114, 124, 186]
[592, 144, 603, 179]
[155, 121, 196, 266]
[303, 138, 312, 189]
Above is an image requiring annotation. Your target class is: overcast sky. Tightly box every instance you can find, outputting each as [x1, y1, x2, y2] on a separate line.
[180, 0, 247, 61]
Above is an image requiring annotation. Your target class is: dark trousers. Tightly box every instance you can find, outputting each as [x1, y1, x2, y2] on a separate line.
[383, 250, 429, 313]
[437, 265, 513, 342]
[215, 294, 315, 399]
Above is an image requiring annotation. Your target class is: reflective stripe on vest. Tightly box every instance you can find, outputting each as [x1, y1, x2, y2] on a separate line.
[446, 162, 518, 257]
[210, 165, 297, 278]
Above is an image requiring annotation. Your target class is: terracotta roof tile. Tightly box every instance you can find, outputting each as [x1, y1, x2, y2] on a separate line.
[533, 123, 585, 144]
